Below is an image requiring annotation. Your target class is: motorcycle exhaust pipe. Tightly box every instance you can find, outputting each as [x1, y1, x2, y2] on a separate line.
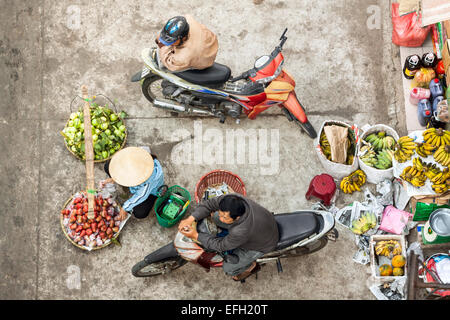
[153, 98, 215, 116]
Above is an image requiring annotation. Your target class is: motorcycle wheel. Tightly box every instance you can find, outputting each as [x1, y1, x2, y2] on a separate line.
[295, 119, 317, 139]
[141, 75, 166, 104]
[131, 256, 187, 277]
[304, 237, 328, 254]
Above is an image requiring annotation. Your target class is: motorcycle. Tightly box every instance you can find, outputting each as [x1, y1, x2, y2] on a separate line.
[131, 210, 338, 281]
[131, 28, 317, 138]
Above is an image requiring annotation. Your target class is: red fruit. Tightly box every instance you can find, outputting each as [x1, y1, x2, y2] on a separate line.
[112, 227, 119, 233]
[83, 205, 88, 213]
[75, 225, 83, 233]
[83, 223, 90, 230]
[76, 209, 82, 216]
[108, 233, 113, 239]
[69, 216, 76, 223]
[80, 230, 86, 237]
[95, 216, 102, 222]
[81, 215, 87, 223]
[70, 223, 77, 230]
[101, 225, 107, 232]
[106, 215, 111, 221]
[86, 229, 93, 236]
[106, 227, 112, 235]
[99, 232, 106, 239]
[102, 200, 109, 207]
[77, 216, 83, 224]
[76, 203, 82, 209]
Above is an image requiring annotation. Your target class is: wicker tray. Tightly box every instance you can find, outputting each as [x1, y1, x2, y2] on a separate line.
[63, 117, 128, 163]
[60, 192, 124, 251]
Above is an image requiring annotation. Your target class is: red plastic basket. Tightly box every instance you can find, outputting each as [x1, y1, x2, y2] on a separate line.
[194, 170, 247, 203]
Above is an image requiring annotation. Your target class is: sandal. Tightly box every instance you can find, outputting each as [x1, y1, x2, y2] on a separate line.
[232, 262, 261, 281]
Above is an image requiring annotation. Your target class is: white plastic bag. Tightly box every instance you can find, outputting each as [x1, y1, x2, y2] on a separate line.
[315, 120, 360, 179]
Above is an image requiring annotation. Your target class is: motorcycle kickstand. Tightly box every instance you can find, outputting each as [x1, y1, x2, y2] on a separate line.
[276, 258, 283, 274]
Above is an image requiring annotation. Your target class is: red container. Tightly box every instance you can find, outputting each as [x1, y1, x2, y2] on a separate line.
[194, 170, 246, 203]
[305, 174, 336, 206]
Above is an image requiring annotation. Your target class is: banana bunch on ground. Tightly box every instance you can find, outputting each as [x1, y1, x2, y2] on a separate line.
[394, 136, 416, 163]
[431, 168, 450, 194]
[320, 131, 332, 160]
[350, 212, 377, 235]
[375, 240, 402, 258]
[434, 144, 450, 167]
[400, 166, 427, 187]
[346, 154, 354, 165]
[340, 170, 366, 194]
[422, 162, 442, 181]
[423, 127, 450, 148]
[374, 149, 395, 170]
[359, 145, 377, 167]
[365, 131, 396, 151]
[415, 142, 436, 158]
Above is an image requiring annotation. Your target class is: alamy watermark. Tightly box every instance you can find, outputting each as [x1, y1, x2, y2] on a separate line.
[170, 120, 280, 176]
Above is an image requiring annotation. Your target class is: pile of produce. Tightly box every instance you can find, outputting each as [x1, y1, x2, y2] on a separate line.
[319, 128, 355, 165]
[360, 131, 396, 170]
[375, 240, 406, 277]
[61, 192, 123, 250]
[350, 212, 377, 235]
[340, 169, 366, 194]
[61, 103, 127, 161]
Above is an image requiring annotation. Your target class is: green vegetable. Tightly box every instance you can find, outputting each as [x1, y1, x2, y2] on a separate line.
[102, 151, 108, 159]
[110, 114, 118, 122]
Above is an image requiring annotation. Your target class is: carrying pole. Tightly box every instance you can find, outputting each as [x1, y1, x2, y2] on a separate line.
[82, 85, 95, 220]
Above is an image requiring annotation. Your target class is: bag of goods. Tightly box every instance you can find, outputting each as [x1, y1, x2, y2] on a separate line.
[316, 120, 359, 179]
[61, 102, 128, 162]
[358, 124, 399, 184]
[411, 68, 436, 88]
[391, 2, 431, 47]
[60, 190, 127, 251]
[379, 205, 412, 235]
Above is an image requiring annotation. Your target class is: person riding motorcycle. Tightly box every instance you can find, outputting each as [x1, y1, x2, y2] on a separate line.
[179, 194, 279, 281]
[155, 15, 218, 72]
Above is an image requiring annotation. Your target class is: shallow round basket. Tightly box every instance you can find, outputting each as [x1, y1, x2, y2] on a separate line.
[60, 192, 122, 251]
[194, 170, 247, 204]
[63, 115, 127, 163]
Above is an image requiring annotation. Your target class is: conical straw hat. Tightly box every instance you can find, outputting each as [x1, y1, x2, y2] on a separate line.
[109, 147, 154, 187]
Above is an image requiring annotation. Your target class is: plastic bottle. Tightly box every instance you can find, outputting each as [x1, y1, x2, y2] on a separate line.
[429, 78, 444, 100]
[417, 99, 432, 126]
[409, 87, 431, 105]
[403, 55, 422, 79]
[422, 52, 438, 69]
[432, 96, 444, 113]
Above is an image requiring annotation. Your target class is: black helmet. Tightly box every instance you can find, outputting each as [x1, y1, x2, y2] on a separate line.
[159, 16, 190, 46]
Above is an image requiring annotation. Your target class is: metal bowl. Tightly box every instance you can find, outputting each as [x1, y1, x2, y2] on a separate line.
[429, 208, 450, 237]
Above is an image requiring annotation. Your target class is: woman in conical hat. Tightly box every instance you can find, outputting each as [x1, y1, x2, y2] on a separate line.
[101, 146, 165, 220]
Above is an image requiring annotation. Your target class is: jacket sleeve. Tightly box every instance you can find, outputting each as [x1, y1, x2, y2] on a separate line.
[191, 195, 224, 221]
[197, 227, 248, 252]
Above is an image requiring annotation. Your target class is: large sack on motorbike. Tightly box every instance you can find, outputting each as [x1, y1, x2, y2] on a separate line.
[315, 120, 360, 180]
[357, 124, 399, 185]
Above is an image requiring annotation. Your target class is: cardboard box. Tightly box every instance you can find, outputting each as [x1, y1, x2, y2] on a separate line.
[442, 39, 450, 75]
[444, 20, 450, 39]
[410, 192, 450, 216]
[369, 235, 408, 283]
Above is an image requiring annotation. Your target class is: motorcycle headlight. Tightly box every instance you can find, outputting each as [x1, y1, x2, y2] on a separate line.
[256, 61, 284, 84]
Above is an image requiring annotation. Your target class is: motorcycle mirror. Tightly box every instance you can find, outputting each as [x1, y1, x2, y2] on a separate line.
[280, 28, 288, 40]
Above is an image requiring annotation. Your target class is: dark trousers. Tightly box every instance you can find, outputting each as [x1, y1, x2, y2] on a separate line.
[104, 156, 158, 219]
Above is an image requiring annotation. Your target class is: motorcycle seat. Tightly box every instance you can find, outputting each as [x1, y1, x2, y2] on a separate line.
[274, 211, 321, 250]
[174, 63, 232, 86]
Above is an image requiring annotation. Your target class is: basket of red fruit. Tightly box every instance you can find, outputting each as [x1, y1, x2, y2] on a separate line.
[60, 191, 127, 251]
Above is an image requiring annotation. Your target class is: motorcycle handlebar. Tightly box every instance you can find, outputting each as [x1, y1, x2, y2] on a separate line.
[229, 71, 250, 82]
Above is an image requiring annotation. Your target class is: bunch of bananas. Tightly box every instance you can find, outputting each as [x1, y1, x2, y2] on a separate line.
[350, 212, 377, 235]
[359, 145, 377, 167]
[423, 127, 450, 147]
[422, 162, 442, 180]
[400, 166, 427, 187]
[340, 170, 366, 194]
[374, 149, 395, 170]
[320, 131, 332, 161]
[415, 142, 436, 158]
[394, 136, 416, 163]
[375, 240, 402, 258]
[434, 144, 450, 167]
[431, 168, 450, 193]
[365, 131, 396, 151]
[346, 154, 354, 165]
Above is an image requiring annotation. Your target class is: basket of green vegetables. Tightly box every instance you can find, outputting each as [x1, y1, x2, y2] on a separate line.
[61, 95, 128, 162]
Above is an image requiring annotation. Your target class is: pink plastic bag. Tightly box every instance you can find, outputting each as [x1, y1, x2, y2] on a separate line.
[379, 205, 413, 234]
[391, 3, 431, 47]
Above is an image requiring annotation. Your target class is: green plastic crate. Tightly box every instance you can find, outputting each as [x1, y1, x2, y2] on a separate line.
[155, 185, 191, 228]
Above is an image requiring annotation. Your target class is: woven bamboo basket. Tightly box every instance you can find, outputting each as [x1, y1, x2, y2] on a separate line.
[60, 192, 122, 251]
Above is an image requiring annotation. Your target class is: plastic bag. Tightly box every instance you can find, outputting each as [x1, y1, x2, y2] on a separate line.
[436, 99, 449, 123]
[391, 3, 431, 47]
[379, 205, 412, 234]
[411, 68, 436, 88]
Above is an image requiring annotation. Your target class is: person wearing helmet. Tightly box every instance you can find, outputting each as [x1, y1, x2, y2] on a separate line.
[156, 15, 218, 72]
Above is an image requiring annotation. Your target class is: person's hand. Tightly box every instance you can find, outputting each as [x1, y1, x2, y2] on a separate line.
[118, 208, 129, 221]
[178, 215, 195, 232]
[180, 225, 198, 241]
[99, 178, 114, 189]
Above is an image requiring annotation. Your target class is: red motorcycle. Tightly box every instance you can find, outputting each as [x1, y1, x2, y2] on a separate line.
[131, 28, 317, 138]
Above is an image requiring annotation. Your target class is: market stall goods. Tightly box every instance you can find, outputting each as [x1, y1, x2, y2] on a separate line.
[319, 128, 354, 165]
[431, 168, 450, 194]
[61, 104, 127, 162]
[339, 170, 366, 194]
[365, 132, 396, 151]
[433, 144, 450, 166]
[375, 240, 402, 258]
[394, 136, 416, 163]
[415, 142, 436, 158]
[423, 127, 450, 148]
[60, 191, 124, 250]
[400, 166, 427, 187]
[350, 212, 377, 235]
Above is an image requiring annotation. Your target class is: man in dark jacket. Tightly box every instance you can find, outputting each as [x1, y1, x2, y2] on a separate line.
[179, 194, 279, 281]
